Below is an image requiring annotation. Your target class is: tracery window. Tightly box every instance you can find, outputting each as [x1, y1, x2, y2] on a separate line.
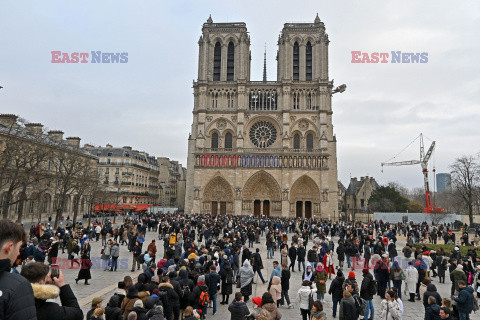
[294, 133, 300, 149]
[306, 42, 312, 81]
[213, 42, 221, 81]
[227, 42, 234, 81]
[211, 132, 219, 149]
[225, 132, 233, 149]
[293, 42, 299, 81]
[249, 121, 277, 148]
[306, 133, 314, 150]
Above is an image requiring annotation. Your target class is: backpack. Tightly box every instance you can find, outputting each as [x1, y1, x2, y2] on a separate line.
[137, 252, 147, 264]
[181, 284, 191, 299]
[368, 279, 377, 296]
[199, 290, 209, 307]
[353, 294, 366, 316]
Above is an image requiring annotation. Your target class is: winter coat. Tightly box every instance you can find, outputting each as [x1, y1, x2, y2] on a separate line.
[269, 276, 282, 302]
[262, 302, 282, 320]
[281, 248, 289, 266]
[228, 301, 250, 320]
[105, 294, 123, 320]
[451, 268, 467, 292]
[313, 269, 328, 294]
[454, 286, 474, 314]
[281, 268, 290, 291]
[339, 296, 358, 320]
[360, 272, 375, 300]
[404, 266, 418, 294]
[31, 283, 83, 320]
[0, 258, 37, 320]
[297, 285, 317, 310]
[423, 284, 441, 308]
[297, 246, 306, 261]
[158, 283, 178, 315]
[207, 271, 221, 297]
[380, 300, 401, 320]
[110, 244, 120, 258]
[220, 264, 234, 295]
[288, 246, 297, 260]
[308, 249, 319, 263]
[131, 306, 148, 320]
[120, 294, 139, 319]
[329, 274, 345, 299]
[424, 304, 441, 320]
[191, 283, 209, 310]
[251, 252, 264, 271]
[336, 244, 346, 261]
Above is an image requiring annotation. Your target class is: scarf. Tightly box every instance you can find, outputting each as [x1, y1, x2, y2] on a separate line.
[304, 269, 313, 281]
[312, 311, 324, 319]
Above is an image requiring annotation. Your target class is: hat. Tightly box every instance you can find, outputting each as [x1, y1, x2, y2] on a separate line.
[362, 268, 370, 274]
[424, 251, 430, 255]
[223, 255, 228, 260]
[50, 237, 54, 240]
[128, 286, 139, 295]
[252, 296, 262, 307]
[454, 247, 460, 251]
[152, 288, 159, 295]
[198, 275, 205, 283]
[133, 300, 143, 308]
[382, 254, 388, 258]
[92, 297, 104, 307]
[348, 271, 356, 279]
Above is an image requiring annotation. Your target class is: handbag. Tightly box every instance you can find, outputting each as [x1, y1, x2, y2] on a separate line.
[236, 275, 241, 288]
[308, 289, 314, 310]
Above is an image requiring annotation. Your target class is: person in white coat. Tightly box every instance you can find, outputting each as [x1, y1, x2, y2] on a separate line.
[380, 290, 402, 320]
[403, 261, 419, 302]
[298, 280, 317, 320]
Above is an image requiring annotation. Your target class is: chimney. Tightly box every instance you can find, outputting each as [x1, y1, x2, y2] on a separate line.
[106, 144, 113, 148]
[66, 137, 81, 148]
[83, 143, 94, 148]
[48, 130, 64, 143]
[0, 114, 18, 128]
[123, 146, 132, 150]
[25, 123, 44, 135]
[360, 177, 365, 181]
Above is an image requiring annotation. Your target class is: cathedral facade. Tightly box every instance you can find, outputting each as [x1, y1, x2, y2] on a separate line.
[185, 15, 339, 219]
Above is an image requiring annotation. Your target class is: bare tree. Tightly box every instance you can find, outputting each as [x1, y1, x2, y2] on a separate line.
[450, 155, 480, 225]
[71, 164, 100, 225]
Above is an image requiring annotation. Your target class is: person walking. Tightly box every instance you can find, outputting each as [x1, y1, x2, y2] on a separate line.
[454, 281, 474, 320]
[379, 290, 401, 320]
[329, 269, 345, 318]
[298, 280, 316, 320]
[110, 240, 120, 271]
[339, 290, 358, 320]
[75, 253, 92, 285]
[389, 261, 404, 298]
[101, 240, 112, 271]
[288, 243, 297, 272]
[313, 263, 328, 302]
[279, 263, 293, 308]
[220, 261, 234, 305]
[251, 248, 266, 284]
[131, 241, 142, 272]
[239, 259, 254, 302]
[281, 245, 289, 268]
[404, 261, 419, 302]
[297, 243, 306, 272]
[360, 269, 375, 320]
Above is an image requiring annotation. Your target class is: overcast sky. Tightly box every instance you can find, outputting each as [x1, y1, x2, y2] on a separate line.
[1, 1, 479, 190]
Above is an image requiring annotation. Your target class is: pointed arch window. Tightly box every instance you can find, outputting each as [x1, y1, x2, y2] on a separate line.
[306, 133, 314, 150]
[227, 42, 234, 81]
[293, 42, 299, 81]
[294, 133, 300, 149]
[225, 132, 233, 149]
[213, 42, 221, 81]
[211, 132, 219, 149]
[306, 41, 312, 81]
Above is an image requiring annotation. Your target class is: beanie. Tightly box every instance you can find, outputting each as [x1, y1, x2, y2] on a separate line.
[348, 271, 356, 279]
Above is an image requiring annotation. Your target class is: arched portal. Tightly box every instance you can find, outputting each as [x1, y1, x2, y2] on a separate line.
[291, 175, 321, 218]
[202, 175, 234, 215]
[243, 171, 281, 216]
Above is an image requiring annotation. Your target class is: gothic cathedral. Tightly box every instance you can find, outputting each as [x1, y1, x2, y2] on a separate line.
[185, 15, 339, 219]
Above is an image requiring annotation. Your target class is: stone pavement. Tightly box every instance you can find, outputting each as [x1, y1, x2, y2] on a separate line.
[43, 226, 454, 319]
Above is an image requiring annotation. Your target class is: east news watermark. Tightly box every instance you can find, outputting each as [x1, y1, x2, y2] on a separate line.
[351, 51, 428, 63]
[51, 51, 128, 63]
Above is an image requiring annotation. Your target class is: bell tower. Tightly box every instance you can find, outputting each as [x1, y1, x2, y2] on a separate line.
[197, 15, 251, 82]
[277, 14, 329, 82]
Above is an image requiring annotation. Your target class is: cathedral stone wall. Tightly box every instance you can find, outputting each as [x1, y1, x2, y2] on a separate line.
[185, 15, 339, 219]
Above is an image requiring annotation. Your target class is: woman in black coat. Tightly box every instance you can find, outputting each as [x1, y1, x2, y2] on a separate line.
[105, 295, 123, 320]
[220, 262, 234, 304]
[75, 253, 92, 285]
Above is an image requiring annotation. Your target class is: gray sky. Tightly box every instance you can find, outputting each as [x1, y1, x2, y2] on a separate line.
[1, 0, 479, 190]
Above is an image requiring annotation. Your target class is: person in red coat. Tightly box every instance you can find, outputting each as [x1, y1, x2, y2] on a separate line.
[323, 250, 335, 279]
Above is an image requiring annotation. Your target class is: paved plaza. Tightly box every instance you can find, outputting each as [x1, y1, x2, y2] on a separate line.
[44, 222, 453, 319]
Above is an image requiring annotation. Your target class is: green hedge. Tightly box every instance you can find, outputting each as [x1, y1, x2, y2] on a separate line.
[412, 243, 479, 256]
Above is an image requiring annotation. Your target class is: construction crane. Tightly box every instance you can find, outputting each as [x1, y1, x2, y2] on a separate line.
[381, 134, 444, 213]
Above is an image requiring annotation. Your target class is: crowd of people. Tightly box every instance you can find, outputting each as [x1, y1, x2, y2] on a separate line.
[0, 214, 479, 320]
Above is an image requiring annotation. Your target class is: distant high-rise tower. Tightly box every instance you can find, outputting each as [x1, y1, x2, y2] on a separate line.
[436, 173, 451, 192]
[185, 15, 338, 218]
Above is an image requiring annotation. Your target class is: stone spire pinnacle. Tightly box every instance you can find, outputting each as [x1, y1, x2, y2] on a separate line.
[207, 15, 213, 23]
[314, 13, 320, 24]
[263, 43, 267, 82]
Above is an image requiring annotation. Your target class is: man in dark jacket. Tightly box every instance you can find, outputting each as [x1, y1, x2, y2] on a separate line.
[297, 243, 306, 272]
[251, 248, 266, 284]
[20, 262, 83, 320]
[288, 243, 297, 272]
[228, 292, 250, 320]
[0, 220, 37, 320]
[328, 270, 345, 318]
[307, 246, 319, 269]
[360, 269, 375, 320]
[190, 275, 209, 319]
[336, 241, 345, 269]
[158, 276, 179, 320]
[454, 281, 474, 320]
[167, 272, 182, 320]
[423, 284, 442, 309]
[280, 264, 292, 308]
[105, 295, 123, 320]
[425, 296, 441, 320]
[206, 266, 221, 315]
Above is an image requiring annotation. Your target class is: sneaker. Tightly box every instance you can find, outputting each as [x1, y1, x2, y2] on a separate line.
[288, 304, 293, 309]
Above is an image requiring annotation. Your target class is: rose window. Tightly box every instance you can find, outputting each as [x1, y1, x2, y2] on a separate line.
[249, 121, 277, 148]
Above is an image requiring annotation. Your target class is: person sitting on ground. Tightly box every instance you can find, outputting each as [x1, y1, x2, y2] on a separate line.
[20, 262, 83, 320]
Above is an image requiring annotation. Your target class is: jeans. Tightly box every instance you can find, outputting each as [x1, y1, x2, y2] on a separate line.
[210, 294, 217, 314]
[332, 297, 341, 317]
[317, 293, 324, 301]
[310, 262, 317, 269]
[393, 280, 402, 298]
[289, 259, 296, 272]
[255, 269, 266, 283]
[298, 260, 305, 272]
[364, 299, 374, 320]
[249, 240, 254, 248]
[280, 289, 291, 305]
[267, 247, 274, 258]
[110, 257, 118, 271]
[458, 312, 470, 320]
[346, 255, 351, 268]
